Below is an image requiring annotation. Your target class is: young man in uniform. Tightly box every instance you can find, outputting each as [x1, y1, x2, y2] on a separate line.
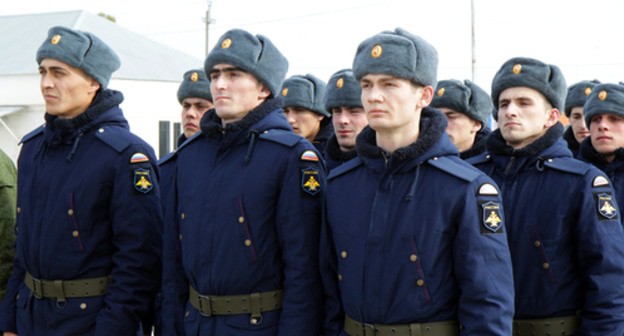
[0, 26, 162, 336]
[469, 57, 624, 335]
[282, 74, 333, 157]
[430, 79, 493, 159]
[321, 28, 514, 336]
[563, 79, 600, 156]
[323, 69, 367, 170]
[176, 68, 213, 147]
[579, 82, 624, 204]
[161, 28, 325, 335]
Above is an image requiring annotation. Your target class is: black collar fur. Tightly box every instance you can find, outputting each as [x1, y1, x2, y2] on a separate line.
[200, 96, 283, 138]
[486, 122, 563, 157]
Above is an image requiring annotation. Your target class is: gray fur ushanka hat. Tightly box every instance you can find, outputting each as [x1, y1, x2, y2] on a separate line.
[324, 69, 362, 111]
[352, 27, 438, 87]
[281, 74, 329, 117]
[36, 26, 121, 89]
[204, 28, 288, 97]
[431, 79, 493, 126]
[177, 69, 212, 104]
[564, 79, 601, 117]
[584, 83, 624, 126]
[491, 57, 566, 119]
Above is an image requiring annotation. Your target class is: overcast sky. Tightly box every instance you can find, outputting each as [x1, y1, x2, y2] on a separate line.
[2, 0, 624, 92]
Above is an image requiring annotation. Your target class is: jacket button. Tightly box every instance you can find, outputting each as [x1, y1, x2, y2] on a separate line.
[16, 207, 21, 214]
[80, 303, 87, 310]
[534, 240, 541, 247]
[181, 213, 185, 220]
[338, 274, 343, 281]
[239, 216, 245, 223]
[250, 317, 259, 325]
[340, 251, 347, 259]
[179, 234, 183, 241]
[244, 239, 252, 247]
[72, 230, 79, 238]
[409, 254, 418, 262]
[542, 262, 550, 269]
[67, 209, 74, 216]
[98, 128, 104, 133]
[185, 311, 190, 317]
[416, 279, 425, 287]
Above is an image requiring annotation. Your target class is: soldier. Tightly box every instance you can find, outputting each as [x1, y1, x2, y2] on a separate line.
[430, 79, 493, 159]
[468, 57, 624, 335]
[0, 26, 162, 335]
[282, 74, 333, 157]
[321, 28, 514, 336]
[176, 68, 213, 147]
[0, 149, 16, 302]
[161, 28, 325, 335]
[563, 80, 600, 156]
[323, 69, 367, 170]
[579, 82, 624, 204]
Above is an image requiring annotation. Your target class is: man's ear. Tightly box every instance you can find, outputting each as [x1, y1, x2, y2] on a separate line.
[258, 85, 271, 99]
[89, 79, 101, 93]
[419, 85, 434, 108]
[545, 108, 560, 128]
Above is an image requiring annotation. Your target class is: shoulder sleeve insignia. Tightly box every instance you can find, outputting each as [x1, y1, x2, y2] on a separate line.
[481, 201, 503, 233]
[478, 183, 499, 196]
[300, 150, 319, 162]
[301, 167, 321, 196]
[130, 152, 150, 164]
[593, 175, 610, 187]
[133, 168, 154, 193]
[596, 193, 618, 220]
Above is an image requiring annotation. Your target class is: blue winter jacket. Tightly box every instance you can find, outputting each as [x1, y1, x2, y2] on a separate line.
[321, 107, 515, 335]
[579, 137, 624, 208]
[469, 123, 624, 335]
[161, 97, 325, 336]
[0, 90, 163, 335]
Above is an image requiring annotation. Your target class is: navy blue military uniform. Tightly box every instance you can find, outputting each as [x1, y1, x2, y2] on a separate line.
[161, 97, 325, 335]
[0, 90, 163, 335]
[469, 124, 624, 334]
[324, 135, 356, 171]
[579, 138, 624, 209]
[460, 127, 490, 160]
[322, 108, 515, 335]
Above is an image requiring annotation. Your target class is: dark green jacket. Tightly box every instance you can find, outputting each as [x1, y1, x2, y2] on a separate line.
[0, 149, 16, 300]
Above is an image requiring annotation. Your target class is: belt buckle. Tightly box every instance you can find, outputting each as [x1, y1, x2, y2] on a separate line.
[362, 322, 377, 336]
[31, 277, 43, 299]
[197, 294, 212, 317]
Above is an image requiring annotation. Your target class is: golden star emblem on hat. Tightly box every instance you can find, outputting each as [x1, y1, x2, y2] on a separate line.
[336, 78, 344, 89]
[599, 90, 608, 101]
[512, 64, 522, 74]
[190, 72, 199, 82]
[437, 87, 445, 97]
[584, 87, 592, 96]
[281, 88, 289, 96]
[371, 44, 383, 58]
[51, 34, 61, 45]
[221, 38, 232, 49]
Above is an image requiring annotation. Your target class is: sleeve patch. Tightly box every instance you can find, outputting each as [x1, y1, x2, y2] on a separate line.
[134, 168, 154, 193]
[301, 167, 321, 196]
[130, 152, 150, 164]
[481, 201, 503, 233]
[596, 193, 618, 220]
[478, 183, 499, 196]
[593, 175, 610, 187]
[300, 150, 319, 162]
